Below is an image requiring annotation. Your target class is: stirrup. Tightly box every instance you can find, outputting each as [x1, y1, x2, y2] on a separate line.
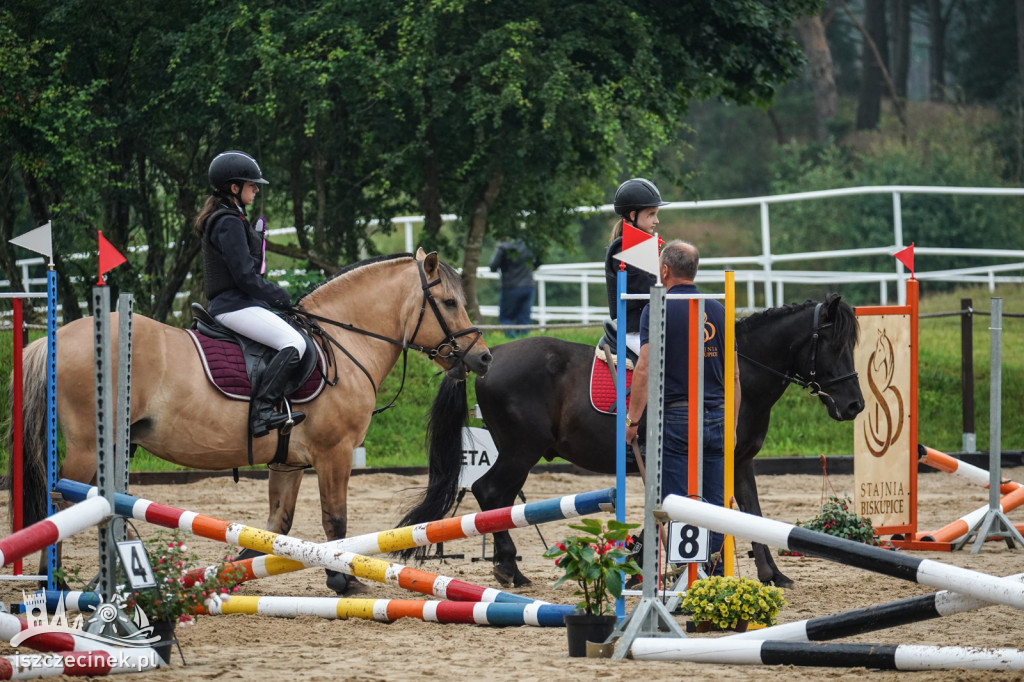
[278, 400, 298, 436]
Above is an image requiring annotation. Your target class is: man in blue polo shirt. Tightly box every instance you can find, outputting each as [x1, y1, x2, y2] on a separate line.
[624, 240, 740, 575]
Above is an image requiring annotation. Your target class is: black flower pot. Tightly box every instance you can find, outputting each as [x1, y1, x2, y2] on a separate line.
[149, 619, 178, 664]
[563, 613, 617, 657]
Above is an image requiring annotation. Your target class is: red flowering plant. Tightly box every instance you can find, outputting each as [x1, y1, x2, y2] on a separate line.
[124, 530, 245, 625]
[543, 518, 641, 616]
[780, 495, 877, 555]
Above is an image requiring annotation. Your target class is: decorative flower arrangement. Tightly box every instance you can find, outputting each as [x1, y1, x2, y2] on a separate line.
[800, 495, 878, 544]
[543, 518, 641, 616]
[679, 575, 786, 630]
[125, 530, 245, 625]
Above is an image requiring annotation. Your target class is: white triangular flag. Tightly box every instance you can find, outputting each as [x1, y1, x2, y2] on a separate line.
[10, 221, 53, 263]
[613, 233, 660, 276]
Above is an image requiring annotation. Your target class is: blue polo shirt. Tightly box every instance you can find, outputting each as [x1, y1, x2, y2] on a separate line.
[639, 283, 727, 408]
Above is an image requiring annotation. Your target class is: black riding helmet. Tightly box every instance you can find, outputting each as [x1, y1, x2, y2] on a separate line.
[208, 150, 270, 191]
[613, 178, 669, 221]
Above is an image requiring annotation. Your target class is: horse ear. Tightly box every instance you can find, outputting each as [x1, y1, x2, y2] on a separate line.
[825, 293, 842, 319]
[420, 250, 439, 277]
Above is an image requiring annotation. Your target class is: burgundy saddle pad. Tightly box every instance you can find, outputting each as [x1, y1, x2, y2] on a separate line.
[590, 354, 633, 414]
[186, 330, 326, 404]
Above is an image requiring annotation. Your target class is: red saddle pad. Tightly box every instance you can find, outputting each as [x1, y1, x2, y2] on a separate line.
[590, 355, 633, 414]
[187, 330, 326, 404]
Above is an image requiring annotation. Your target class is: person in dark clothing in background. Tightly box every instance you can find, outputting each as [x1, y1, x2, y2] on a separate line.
[604, 177, 669, 356]
[489, 238, 539, 338]
[194, 150, 306, 438]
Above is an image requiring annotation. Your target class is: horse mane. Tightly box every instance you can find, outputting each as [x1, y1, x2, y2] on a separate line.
[738, 294, 858, 350]
[297, 252, 464, 306]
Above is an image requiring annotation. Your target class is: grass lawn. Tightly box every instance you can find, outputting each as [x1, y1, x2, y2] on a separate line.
[1, 283, 1021, 471]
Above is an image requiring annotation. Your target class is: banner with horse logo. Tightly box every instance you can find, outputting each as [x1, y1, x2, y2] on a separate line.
[853, 283, 919, 535]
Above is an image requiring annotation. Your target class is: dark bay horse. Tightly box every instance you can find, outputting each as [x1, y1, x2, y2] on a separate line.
[399, 294, 863, 588]
[17, 250, 491, 594]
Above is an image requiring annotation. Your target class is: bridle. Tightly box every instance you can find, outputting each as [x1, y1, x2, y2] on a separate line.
[738, 302, 859, 402]
[290, 257, 483, 414]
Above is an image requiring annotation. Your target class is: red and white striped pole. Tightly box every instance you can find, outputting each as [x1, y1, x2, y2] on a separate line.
[11, 298, 23, 576]
[0, 497, 111, 568]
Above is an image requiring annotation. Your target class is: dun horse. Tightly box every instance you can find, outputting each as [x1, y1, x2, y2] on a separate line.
[399, 294, 863, 588]
[17, 250, 491, 594]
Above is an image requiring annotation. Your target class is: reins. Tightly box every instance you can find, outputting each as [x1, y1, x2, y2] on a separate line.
[738, 302, 859, 404]
[290, 258, 482, 415]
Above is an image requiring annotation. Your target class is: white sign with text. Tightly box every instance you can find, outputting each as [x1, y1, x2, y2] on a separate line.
[459, 427, 498, 488]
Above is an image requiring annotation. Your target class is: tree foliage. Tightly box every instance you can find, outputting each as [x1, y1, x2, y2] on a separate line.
[1, 0, 817, 321]
[767, 114, 1024, 297]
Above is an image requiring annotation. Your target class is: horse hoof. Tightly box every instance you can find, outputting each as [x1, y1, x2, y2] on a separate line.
[326, 571, 370, 596]
[340, 578, 370, 596]
[326, 571, 350, 595]
[511, 574, 533, 588]
[492, 567, 515, 587]
[772, 574, 795, 588]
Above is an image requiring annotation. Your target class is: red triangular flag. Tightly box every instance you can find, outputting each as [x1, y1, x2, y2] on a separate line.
[97, 231, 127, 285]
[894, 242, 914, 278]
[621, 221, 655, 250]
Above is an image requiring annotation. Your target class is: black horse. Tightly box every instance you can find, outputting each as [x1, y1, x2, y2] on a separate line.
[399, 294, 864, 588]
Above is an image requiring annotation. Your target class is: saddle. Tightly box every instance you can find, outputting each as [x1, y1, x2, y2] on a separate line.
[186, 303, 326, 404]
[598, 318, 639, 366]
[590, 318, 636, 415]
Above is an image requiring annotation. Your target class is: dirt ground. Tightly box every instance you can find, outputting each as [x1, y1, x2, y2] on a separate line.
[4, 465, 1024, 681]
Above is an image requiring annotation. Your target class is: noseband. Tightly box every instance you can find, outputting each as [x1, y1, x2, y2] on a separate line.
[739, 302, 859, 402]
[405, 258, 483, 363]
[290, 258, 482, 413]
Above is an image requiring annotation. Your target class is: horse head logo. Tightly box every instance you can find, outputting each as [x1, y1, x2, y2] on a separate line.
[863, 328, 904, 458]
[703, 313, 717, 343]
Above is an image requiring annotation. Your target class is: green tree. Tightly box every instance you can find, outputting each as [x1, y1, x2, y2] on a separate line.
[0, 8, 114, 320]
[767, 115, 1024, 302]
[375, 0, 821, 314]
[3, 0, 821, 322]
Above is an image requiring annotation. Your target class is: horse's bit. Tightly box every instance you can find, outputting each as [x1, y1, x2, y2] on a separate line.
[738, 302, 859, 402]
[291, 258, 482, 414]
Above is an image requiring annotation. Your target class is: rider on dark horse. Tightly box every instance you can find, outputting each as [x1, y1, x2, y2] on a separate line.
[194, 150, 306, 437]
[603, 177, 669, 358]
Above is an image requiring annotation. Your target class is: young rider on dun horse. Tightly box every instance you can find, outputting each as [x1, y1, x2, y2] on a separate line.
[195, 150, 306, 438]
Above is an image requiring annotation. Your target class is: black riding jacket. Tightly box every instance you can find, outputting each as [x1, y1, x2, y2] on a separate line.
[201, 202, 291, 316]
[604, 235, 657, 333]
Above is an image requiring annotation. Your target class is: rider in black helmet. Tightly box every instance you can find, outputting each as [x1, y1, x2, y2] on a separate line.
[194, 150, 306, 438]
[604, 177, 670, 356]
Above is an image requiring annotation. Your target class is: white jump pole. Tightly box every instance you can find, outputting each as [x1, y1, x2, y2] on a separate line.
[661, 495, 1024, 610]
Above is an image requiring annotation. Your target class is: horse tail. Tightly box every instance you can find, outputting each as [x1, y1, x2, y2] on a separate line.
[396, 375, 467, 561]
[7, 338, 51, 530]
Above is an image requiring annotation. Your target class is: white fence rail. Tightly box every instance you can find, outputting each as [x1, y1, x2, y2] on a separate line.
[4, 186, 1024, 325]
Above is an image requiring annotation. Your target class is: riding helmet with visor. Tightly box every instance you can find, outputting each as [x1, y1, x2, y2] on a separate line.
[208, 151, 270, 192]
[613, 178, 669, 220]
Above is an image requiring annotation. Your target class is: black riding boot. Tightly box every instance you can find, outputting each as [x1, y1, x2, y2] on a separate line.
[251, 347, 306, 438]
